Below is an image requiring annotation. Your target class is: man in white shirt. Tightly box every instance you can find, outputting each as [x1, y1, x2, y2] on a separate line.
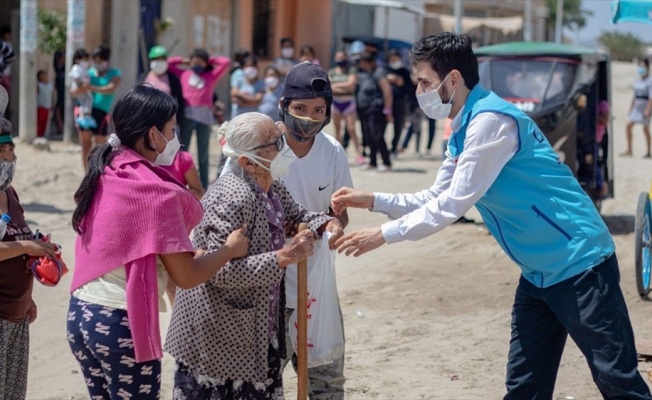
[331, 33, 651, 399]
[280, 62, 352, 399]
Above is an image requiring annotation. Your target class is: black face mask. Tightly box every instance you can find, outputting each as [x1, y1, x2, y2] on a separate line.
[336, 60, 348, 69]
[282, 111, 327, 142]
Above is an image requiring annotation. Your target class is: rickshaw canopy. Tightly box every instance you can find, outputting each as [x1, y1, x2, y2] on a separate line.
[611, 0, 652, 24]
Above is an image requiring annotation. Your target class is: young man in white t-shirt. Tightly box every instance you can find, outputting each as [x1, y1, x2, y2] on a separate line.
[280, 62, 352, 399]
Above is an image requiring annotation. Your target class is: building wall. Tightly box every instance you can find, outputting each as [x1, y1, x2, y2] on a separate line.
[236, 0, 333, 66]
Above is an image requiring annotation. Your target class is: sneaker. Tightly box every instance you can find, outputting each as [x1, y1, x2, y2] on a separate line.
[377, 165, 391, 172]
[360, 164, 375, 170]
[356, 155, 366, 165]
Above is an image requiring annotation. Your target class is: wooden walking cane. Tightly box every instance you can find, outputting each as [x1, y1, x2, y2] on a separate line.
[297, 223, 309, 400]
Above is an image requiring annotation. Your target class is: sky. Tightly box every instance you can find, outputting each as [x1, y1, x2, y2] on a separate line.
[572, 0, 652, 45]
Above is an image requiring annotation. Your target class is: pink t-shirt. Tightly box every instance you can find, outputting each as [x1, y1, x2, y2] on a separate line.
[167, 56, 230, 107]
[596, 100, 610, 144]
[143, 72, 171, 95]
[161, 150, 195, 185]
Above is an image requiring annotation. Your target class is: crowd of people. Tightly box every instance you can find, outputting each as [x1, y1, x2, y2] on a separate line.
[0, 29, 650, 400]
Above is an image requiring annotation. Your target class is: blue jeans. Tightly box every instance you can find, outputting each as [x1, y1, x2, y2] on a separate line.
[505, 254, 652, 399]
[180, 118, 212, 189]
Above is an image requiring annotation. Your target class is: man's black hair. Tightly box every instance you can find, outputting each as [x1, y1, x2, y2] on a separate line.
[280, 37, 294, 47]
[409, 32, 479, 89]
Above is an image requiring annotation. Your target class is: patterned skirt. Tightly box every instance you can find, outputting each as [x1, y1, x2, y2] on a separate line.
[173, 342, 284, 400]
[0, 318, 29, 400]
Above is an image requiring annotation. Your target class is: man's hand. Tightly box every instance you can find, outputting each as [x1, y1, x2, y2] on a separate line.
[331, 187, 374, 215]
[335, 227, 386, 257]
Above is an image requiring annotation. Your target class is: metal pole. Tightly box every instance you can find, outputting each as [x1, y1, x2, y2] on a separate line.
[453, 0, 463, 34]
[555, 0, 564, 43]
[18, 0, 37, 144]
[524, 0, 532, 42]
[64, 0, 85, 144]
[383, 6, 389, 56]
[296, 222, 309, 400]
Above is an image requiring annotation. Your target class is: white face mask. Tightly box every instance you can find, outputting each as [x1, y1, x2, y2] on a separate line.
[389, 61, 403, 70]
[244, 67, 258, 80]
[416, 73, 455, 120]
[78, 60, 90, 69]
[0, 159, 15, 192]
[242, 143, 297, 180]
[150, 60, 168, 75]
[154, 130, 181, 166]
[281, 48, 295, 59]
[265, 76, 279, 89]
[95, 61, 109, 72]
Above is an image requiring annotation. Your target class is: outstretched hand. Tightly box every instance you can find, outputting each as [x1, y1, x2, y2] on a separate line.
[330, 187, 374, 216]
[334, 227, 385, 257]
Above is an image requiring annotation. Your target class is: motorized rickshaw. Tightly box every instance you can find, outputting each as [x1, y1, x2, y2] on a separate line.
[474, 42, 613, 212]
[610, 0, 652, 297]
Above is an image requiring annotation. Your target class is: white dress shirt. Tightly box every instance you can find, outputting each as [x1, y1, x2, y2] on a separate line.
[373, 108, 519, 244]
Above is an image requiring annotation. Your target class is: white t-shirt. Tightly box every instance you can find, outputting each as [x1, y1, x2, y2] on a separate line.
[73, 263, 169, 312]
[282, 132, 353, 309]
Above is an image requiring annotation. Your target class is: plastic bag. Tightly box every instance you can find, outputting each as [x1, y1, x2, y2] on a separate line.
[289, 232, 344, 368]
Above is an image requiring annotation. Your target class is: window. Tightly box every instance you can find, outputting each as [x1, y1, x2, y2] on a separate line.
[252, 0, 275, 58]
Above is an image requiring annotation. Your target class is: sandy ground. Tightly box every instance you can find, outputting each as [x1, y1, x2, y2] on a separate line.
[17, 60, 652, 400]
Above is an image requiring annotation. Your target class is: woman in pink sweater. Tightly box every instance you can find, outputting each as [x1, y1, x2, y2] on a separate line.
[168, 48, 230, 189]
[67, 85, 248, 399]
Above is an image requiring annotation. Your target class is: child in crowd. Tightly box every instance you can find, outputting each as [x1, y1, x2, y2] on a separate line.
[36, 70, 53, 138]
[68, 48, 96, 130]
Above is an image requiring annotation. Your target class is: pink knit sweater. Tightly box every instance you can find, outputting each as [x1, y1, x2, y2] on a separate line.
[71, 148, 203, 362]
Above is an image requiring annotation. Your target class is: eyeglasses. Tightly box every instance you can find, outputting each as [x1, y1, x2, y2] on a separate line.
[249, 133, 285, 152]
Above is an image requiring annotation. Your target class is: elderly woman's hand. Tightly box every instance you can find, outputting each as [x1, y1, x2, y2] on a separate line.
[223, 224, 249, 259]
[276, 229, 315, 268]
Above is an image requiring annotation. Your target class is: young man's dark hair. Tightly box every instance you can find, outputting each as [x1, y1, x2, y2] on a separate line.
[409, 32, 479, 89]
[92, 45, 111, 61]
[280, 37, 294, 47]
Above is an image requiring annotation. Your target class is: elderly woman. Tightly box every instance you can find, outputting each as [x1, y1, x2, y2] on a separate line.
[166, 112, 342, 399]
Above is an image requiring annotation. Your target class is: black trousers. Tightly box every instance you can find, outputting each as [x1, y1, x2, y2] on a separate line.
[504, 254, 652, 400]
[359, 109, 390, 167]
[390, 102, 406, 154]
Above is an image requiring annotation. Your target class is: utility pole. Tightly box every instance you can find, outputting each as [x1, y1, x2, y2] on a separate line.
[454, 0, 463, 34]
[18, 0, 37, 144]
[524, 0, 532, 42]
[64, 0, 85, 144]
[555, 0, 564, 43]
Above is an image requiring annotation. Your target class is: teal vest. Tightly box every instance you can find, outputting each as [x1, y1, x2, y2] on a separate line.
[449, 85, 614, 288]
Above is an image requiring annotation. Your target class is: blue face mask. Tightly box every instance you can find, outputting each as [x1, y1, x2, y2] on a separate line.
[639, 66, 648, 77]
[191, 65, 205, 75]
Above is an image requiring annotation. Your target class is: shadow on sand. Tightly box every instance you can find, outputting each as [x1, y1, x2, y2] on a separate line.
[602, 214, 635, 235]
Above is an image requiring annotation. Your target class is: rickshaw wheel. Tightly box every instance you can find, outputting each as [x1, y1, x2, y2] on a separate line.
[635, 192, 652, 298]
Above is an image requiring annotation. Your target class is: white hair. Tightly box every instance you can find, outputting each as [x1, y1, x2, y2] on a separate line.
[218, 112, 274, 158]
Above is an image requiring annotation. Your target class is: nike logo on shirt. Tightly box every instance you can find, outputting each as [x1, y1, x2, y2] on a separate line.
[318, 184, 330, 191]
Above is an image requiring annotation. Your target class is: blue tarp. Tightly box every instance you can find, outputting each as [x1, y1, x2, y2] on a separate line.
[612, 0, 652, 24]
